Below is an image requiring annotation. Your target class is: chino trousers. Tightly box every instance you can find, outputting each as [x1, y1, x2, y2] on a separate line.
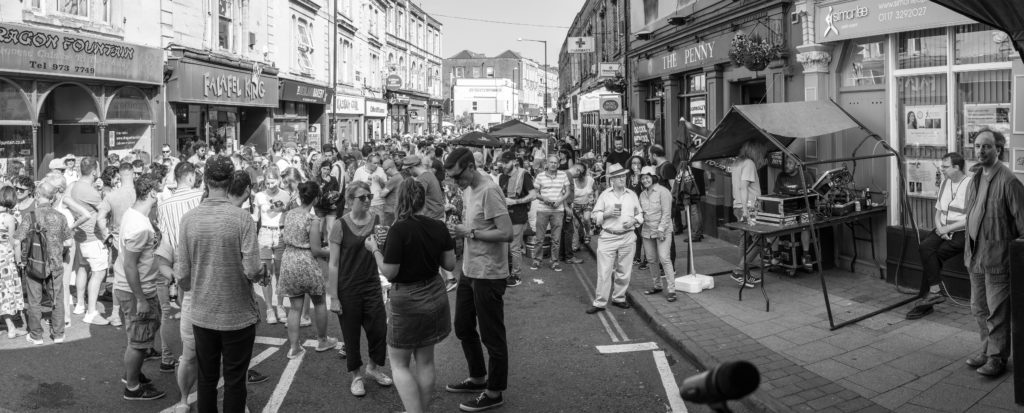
[533, 211, 563, 263]
[509, 224, 526, 277]
[970, 269, 1010, 361]
[453, 277, 508, 392]
[593, 232, 636, 307]
[193, 323, 256, 413]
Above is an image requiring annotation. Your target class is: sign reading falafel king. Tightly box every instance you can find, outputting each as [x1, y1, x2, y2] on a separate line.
[0, 22, 163, 85]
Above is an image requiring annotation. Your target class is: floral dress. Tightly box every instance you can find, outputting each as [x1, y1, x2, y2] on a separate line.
[277, 207, 326, 297]
[0, 211, 24, 316]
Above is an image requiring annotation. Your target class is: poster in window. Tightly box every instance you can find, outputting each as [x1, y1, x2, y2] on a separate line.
[689, 98, 706, 128]
[905, 158, 942, 198]
[904, 105, 945, 147]
[1014, 148, 1024, 174]
[963, 103, 1011, 148]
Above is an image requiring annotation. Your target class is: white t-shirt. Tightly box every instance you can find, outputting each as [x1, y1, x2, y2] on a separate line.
[254, 190, 291, 227]
[731, 158, 761, 209]
[113, 208, 159, 296]
[934, 175, 970, 227]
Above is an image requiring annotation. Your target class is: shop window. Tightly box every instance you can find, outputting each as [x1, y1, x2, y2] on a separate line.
[472, 101, 478, 111]
[486, 67, 494, 78]
[955, 24, 1014, 65]
[897, 73, 947, 229]
[841, 36, 886, 87]
[0, 82, 30, 121]
[955, 70, 1012, 165]
[59, 0, 88, 17]
[455, 67, 464, 78]
[295, 17, 314, 74]
[107, 88, 151, 121]
[686, 73, 706, 94]
[218, 0, 234, 51]
[897, 28, 947, 69]
[472, 67, 480, 78]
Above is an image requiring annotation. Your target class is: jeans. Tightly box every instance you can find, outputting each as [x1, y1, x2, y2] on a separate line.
[594, 232, 636, 307]
[917, 231, 965, 296]
[193, 324, 256, 413]
[509, 224, 525, 276]
[533, 211, 563, 263]
[643, 236, 675, 292]
[24, 273, 65, 340]
[970, 270, 1010, 361]
[337, 290, 388, 372]
[733, 208, 762, 269]
[560, 211, 575, 260]
[453, 277, 508, 392]
[156, 276, 176, 364]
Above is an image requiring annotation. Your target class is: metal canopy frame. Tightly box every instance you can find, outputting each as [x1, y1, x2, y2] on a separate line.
[726, 100, 917, 330]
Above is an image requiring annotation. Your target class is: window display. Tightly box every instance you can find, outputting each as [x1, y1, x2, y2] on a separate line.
[842, 36, 886, 87]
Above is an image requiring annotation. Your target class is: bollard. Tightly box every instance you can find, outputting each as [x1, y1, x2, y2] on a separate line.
[1012, 240, 1024, 405]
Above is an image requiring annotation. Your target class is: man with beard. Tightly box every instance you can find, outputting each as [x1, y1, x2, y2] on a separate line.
[497, 151, 536, 287]
[962, 129, 1024, 377]
[604, 136, 630, 172]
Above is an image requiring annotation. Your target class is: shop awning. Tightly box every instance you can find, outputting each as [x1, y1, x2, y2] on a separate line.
[691, 101, 862, 162]
[488, 119, 548, 138]
[931, 0, 1024, 62]
[452, 131, 505, 148]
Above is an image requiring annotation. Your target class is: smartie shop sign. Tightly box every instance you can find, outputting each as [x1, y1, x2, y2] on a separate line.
[0, 23, 163, 85]
[815, 0, 973, 43]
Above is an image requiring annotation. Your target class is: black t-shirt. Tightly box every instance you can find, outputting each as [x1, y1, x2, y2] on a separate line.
[656, 161, 677, 190]
[432, 158, 445, 184]
[383, 215, 455, 284]
[606, 149, 631, 170]
[498, 171, 535, 225]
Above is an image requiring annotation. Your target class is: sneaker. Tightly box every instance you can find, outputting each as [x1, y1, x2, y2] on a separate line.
[350, 376, 366, 397]
[446, 379, 487, 393]
[299, 316, 312, 327]
[107, 313, 123, 327]
[565, 257, 584, 264]
[26, 335, 44, 345]
[159, 359, 179, 373]
[338, 343, 347, 359]
[920, 290, 947, 306]
[6, 328, 27, 339]
[530, 260, 540, 270]
[365, 368, 393, 386]
[266, 310, 279, 325]
[460, 392, 504, 412]
[144, 348, 161, 361]
[172, 403, 190, 413]
[730, 271, 746, 285]
[316, 337, 339, 352]
[505, 275, 522, 287]
[551, 262, 563, 272]
[287, 347, 306, 360]
[83, 311, 110, 326]
[73, 305, 86, 315]
[276, 307, 288, 321]
[123, 384, 166, 401]
[121, 372, 153, 385]
[247, 369, 269, 384]
[52, 335, 65, 344]
[638, 262, 649, 270]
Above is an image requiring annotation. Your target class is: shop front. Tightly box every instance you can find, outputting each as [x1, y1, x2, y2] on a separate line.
[409, 98, 428, 135]
[389, 92, 410, 136]
[365, 99, 387, 144]
[428, 99, 443, 134]
[810, 0, 1021, 297]
[0, 22, 163, 177]
[331, 93, 364, 148]
[164, 49, 279, 155]
[278, 79, 330, 150]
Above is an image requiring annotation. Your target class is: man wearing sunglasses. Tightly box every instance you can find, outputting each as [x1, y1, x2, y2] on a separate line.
[443, 148, 513, 412]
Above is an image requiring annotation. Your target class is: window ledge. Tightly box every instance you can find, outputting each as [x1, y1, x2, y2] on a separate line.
[22, 10, 124, 38]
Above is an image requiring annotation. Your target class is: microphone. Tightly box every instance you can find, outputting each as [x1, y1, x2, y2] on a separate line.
[680, 361, 760, 405]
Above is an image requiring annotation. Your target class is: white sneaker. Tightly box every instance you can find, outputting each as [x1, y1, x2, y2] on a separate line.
[299, 317, 312, 327]
[107, 314, 123, 327]
[83, 312, 110, 326]
[26, 335, 44, 345]
[365, 368, 393, 386]
[73, 305, 86, 315]
[266, 310, 279, 325]
[52, 335, 65, 344]
[315, 337, 339, 352]
[350, 376, 366, 397]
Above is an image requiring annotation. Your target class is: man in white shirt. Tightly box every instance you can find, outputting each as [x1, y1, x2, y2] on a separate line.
[586, 164, 643, 314]
[352, 154, 388, 218]
[907, 152, 969, 320]
[530, 155, 570, 272]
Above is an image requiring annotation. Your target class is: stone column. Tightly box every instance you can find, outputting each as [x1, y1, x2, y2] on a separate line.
[662, 76, 679, 159]
[796, 44, 832, 102]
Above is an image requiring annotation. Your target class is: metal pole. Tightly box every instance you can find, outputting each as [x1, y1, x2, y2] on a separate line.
[543, 40, 548, 136]
[330, 0, 337, 147]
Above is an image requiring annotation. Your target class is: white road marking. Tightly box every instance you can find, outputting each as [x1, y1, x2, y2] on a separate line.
[569, 262, 620, 342]
[597, 312, 620, 343]
[262, 347, 305, 413]
[160, 347, 278, 413]
[653, 351, 688, 413]
[596, 342, 659, 354]
[572, 263, 631, 342]
[532, 278, 545, 284]
[255, 336, 288, 346]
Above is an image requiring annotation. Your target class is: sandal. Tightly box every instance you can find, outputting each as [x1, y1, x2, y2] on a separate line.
[666, 294, 677, 303]
[643, 288, 663, 295]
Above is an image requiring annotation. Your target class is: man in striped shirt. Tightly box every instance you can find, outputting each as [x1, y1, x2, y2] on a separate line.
[159, 162, 203, 252]
[531, 155, 570, 272]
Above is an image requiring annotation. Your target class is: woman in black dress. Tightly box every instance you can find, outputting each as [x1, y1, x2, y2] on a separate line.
[626, 155, 648, 268]
[366, 178, 456, 413]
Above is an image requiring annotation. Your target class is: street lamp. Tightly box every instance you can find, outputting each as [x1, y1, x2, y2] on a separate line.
[518, 37, 548, 136]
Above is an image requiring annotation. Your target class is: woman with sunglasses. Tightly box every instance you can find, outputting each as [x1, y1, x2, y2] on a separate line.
[328, 180, 392, 397]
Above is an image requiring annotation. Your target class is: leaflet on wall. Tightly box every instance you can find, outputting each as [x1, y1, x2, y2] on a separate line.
[904, 105, 946, 147]
[963, 103, 1011, 148]
[905, 158, 942, 198]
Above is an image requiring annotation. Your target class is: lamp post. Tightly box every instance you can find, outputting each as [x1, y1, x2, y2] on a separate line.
[518, 38, 548, 136]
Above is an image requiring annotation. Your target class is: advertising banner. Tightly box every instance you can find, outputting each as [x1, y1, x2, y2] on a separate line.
[365, 100, 388, 118]
[632, 118, 654, 143]
[599, 63, 621, 79]
[331, 95, 364, 115]
[903, 104, 945, 147]
[281, 80, 331, 104]
[636, 32, 731, 81]
[815, 0, 974, 44]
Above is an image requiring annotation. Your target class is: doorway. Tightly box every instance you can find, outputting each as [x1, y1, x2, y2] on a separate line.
[741, 81, 767, 105]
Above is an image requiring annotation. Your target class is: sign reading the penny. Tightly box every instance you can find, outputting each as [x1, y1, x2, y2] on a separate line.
[281, 80, 331, 104]
[637, 33, 731, 81]
[0, 22, 163, 85]
[166, 59, 279, 107]
[814, 0, 973, 43]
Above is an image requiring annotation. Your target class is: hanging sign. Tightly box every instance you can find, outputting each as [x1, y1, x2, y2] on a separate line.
[385, 74, 403, 90]
[599, 95, 621, 119]
[567, 37, 594, 54]
[632, 118, 654, 143]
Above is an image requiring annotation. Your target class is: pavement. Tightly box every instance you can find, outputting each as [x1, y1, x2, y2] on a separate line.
[626, 233, 1019, 413]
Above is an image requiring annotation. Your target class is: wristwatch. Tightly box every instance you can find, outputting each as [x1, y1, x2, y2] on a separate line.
[468, 229, 477, 239]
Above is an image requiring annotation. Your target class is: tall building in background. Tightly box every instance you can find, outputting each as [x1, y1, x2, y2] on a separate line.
[384, 0, 443, 137]
[443, 50, 559, 129]
[273, 0, 333, 150]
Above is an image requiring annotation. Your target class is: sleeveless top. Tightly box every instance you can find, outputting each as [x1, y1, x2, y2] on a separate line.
[332, 213, 379, 296]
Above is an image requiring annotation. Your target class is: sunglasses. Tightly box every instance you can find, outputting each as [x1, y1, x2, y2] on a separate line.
[15, 187, 29, 193]
[162, 150, 171, 154]
[355, 194, 374, 203]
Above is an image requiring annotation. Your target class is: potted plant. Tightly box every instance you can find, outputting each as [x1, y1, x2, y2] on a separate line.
[604, 73, 626, 94]
[728, 33, 784, 72]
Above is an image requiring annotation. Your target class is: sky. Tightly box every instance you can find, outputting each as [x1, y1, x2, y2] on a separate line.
[418, 0, 586, 67]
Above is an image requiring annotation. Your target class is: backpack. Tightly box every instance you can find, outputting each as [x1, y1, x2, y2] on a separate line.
[22, 211, 50, 281]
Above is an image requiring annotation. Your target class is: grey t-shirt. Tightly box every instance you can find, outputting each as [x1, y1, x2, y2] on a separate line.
[417, 171, 446, 221]
[461, 178, 510, 280]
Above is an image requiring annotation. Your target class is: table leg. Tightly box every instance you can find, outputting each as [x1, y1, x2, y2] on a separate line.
[738, 231, 750, 302]
[759, 236, 770, 312]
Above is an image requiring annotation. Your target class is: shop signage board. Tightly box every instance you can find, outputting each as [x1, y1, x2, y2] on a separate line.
[332, 95, 364, 115]
[599, 95, 622, 119]
[599, 63, 621, 79]
[280, 80, 331, 104]
[0, 22, 163, 85]
[637, 32, 731, 81]
[567, 37, 594, 54]
[386, 74, 403, 90]
[365, 100, 388, 118]
[166, 59, 279, 107]
[815, 0, 974, 44]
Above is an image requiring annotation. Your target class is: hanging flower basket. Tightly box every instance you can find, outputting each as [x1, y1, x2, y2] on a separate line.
[604, 74, 626, 94]
[728, 33, 784, 72]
